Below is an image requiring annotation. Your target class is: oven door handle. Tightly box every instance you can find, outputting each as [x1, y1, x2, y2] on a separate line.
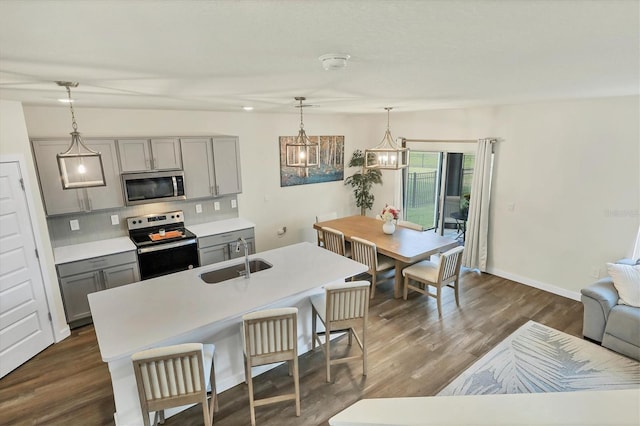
[137, 238, 197, 254]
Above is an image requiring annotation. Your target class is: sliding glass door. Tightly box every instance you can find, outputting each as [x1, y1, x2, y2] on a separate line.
[404, 150, 475, 240]
[404, 152, 442, 230]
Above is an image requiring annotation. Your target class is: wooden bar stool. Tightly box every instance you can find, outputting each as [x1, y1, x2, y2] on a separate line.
[242, 307, 300, 426]
[132, 343, 218, 426]
[310, 280, 370, 382]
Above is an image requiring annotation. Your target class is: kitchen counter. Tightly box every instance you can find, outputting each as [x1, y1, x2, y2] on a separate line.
[53, 236, 136, 265]
[52, 217, 254, 265]
[88, 242, 367, 425]
[188, 217, 255, 237]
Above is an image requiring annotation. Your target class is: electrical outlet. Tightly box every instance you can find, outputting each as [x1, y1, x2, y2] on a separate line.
[70, 219, 80, 231]
[110, 215, 119, 225]
[231, 199, 237, 209]
[214, 202, 220, 211]
[195, 204, 202, 214]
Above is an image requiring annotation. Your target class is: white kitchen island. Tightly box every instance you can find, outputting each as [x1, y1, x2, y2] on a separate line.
[88, 242, 367, 426]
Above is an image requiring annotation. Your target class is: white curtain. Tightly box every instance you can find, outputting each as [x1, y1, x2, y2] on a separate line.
[632, 225, 640, 260]
[462, 138, 495, 271]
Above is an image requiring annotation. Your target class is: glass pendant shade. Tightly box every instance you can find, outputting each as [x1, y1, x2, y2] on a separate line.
[364, 107, 409, 170]
[56, 81, 106, 189]
[57, 131, 106, 189]
[285, 97, 320, 168]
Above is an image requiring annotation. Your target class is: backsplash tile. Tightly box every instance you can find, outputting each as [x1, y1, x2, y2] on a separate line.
[48, 196, 239, 247]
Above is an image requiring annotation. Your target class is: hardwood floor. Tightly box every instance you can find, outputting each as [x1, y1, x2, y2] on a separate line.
[0, 271, 583, 426]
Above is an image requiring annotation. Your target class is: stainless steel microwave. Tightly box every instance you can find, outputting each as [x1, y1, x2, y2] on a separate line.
[121, 171, 186, 206]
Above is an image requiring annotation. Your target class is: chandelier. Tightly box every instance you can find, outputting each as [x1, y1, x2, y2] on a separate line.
[364, 107, 408, 170]
[56, 81, 106, 189]
[284, 97, 319, 169]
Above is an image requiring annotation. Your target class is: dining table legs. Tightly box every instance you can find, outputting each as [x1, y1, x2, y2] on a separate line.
[393, 260, 406, 298]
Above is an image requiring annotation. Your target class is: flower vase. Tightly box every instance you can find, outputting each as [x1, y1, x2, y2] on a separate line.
[382, 219, 396, 235]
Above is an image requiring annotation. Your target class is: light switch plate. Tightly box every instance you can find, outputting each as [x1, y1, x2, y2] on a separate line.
[231, 199, 237, 208]
[195, 204, 203, 214]
[70, 219, 80, 231]
[110, 214, 119, 225]
[214, 202, 220, 211]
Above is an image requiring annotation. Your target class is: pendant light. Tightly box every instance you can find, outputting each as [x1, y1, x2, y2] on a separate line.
[364, 107, 409, 170]
[56, 81, 106, 190]
[285, 97, 319, 169]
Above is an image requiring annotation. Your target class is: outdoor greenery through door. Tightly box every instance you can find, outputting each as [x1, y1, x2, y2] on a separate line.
[404, 151, 475, 237]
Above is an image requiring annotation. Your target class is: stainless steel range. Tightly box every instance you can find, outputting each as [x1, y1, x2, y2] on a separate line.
[127, 210, 199, 280]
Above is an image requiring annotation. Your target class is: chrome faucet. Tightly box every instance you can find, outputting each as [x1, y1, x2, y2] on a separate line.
[235, 237, 250, 279]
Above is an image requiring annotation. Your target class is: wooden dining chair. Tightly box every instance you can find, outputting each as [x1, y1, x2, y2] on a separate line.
[397, 220, 424, 231]
[315, 212, 338, 246]
[402, 246, 464, 318]
[320, 226, 351, 258]
[242, 308, 300, 426]
[350, 236, 395, 299]
[310, 280, 370, 382]
[132, 343, 218, 426]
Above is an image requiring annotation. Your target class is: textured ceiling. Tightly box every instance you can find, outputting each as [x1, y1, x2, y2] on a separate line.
[0, 0, 638, 114]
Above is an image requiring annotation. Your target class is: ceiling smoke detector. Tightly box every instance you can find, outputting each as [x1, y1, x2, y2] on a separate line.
[319, 53, 350, 71]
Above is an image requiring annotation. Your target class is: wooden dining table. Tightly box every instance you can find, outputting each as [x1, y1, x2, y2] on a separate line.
[313, 215, 459, 298]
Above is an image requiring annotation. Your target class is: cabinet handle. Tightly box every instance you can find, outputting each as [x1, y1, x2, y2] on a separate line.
[215, 185, 220, 195]
[210, 186, 214, 195]
[153, 157, 158, 169]
[101, 270, 108, 288]
[87, 198, 93, 211]
[146, 158, 151, 169]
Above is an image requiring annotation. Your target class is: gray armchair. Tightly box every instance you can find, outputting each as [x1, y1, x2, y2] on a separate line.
[581, 261, 640, 361]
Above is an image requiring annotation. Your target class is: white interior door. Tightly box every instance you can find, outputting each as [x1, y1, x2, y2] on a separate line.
[0, 161, 54, 378]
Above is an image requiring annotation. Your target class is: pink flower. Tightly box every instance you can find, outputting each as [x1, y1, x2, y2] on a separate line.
[381, 204, 400, 221]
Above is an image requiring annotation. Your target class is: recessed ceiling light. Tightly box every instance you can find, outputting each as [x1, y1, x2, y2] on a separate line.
[58, 98, 74, 103]
[319, 53, 350, 71]
[242, 106, 254, 111]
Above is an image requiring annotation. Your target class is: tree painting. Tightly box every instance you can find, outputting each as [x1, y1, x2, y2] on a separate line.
[279, 135, 344, 187]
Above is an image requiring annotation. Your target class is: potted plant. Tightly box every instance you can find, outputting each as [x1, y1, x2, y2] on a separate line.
[344, 149, 383, 216]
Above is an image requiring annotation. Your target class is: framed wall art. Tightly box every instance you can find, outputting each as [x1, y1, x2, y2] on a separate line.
[279, 135, 345, 187]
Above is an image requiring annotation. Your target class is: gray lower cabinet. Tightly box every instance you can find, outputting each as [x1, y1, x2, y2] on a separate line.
[57, 251, 140, 327]
[198, 228, 255, 267]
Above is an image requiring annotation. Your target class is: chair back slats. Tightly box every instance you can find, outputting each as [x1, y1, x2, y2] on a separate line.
[328, 286, 369, 321]
[136, 350, 203, 401]
[439, 246, 464, 282]
[245, 315, 296, 356]
[350, 237, 377, 274]
[321, 227, 346, 256]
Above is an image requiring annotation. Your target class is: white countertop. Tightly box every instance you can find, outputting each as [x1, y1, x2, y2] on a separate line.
[329, 389, 640, 425]
[52, 218, 255, 265]
[53, 236, 136, 265]
[88, 242, 367, 362]
[188, 217, 255, 237]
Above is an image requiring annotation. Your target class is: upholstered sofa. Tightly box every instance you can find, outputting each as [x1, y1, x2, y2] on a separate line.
[581, 263, 640, 361]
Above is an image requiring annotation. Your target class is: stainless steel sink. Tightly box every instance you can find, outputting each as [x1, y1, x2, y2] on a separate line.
[200, 259, 272, 284]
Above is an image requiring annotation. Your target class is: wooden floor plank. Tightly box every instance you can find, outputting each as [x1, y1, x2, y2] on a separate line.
[0, 271, 583, 426]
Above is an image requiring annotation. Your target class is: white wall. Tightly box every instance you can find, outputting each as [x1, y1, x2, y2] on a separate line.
[22, 95, 639, 307]
[0, 100, 69, 341]
[368, 96, 640, 297]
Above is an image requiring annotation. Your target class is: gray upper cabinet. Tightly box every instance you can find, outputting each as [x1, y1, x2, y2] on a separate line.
[118, 138, 182, 172]
[181, 136, 242, 198]
[31, 139, 124, 216]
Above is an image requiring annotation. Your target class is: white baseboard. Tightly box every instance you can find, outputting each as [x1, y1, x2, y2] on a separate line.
[485, 267, 581, 302]
[55, 325, 71, 343]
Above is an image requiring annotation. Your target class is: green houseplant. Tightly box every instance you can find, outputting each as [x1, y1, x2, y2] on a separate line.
[344, 149, 383, 216]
